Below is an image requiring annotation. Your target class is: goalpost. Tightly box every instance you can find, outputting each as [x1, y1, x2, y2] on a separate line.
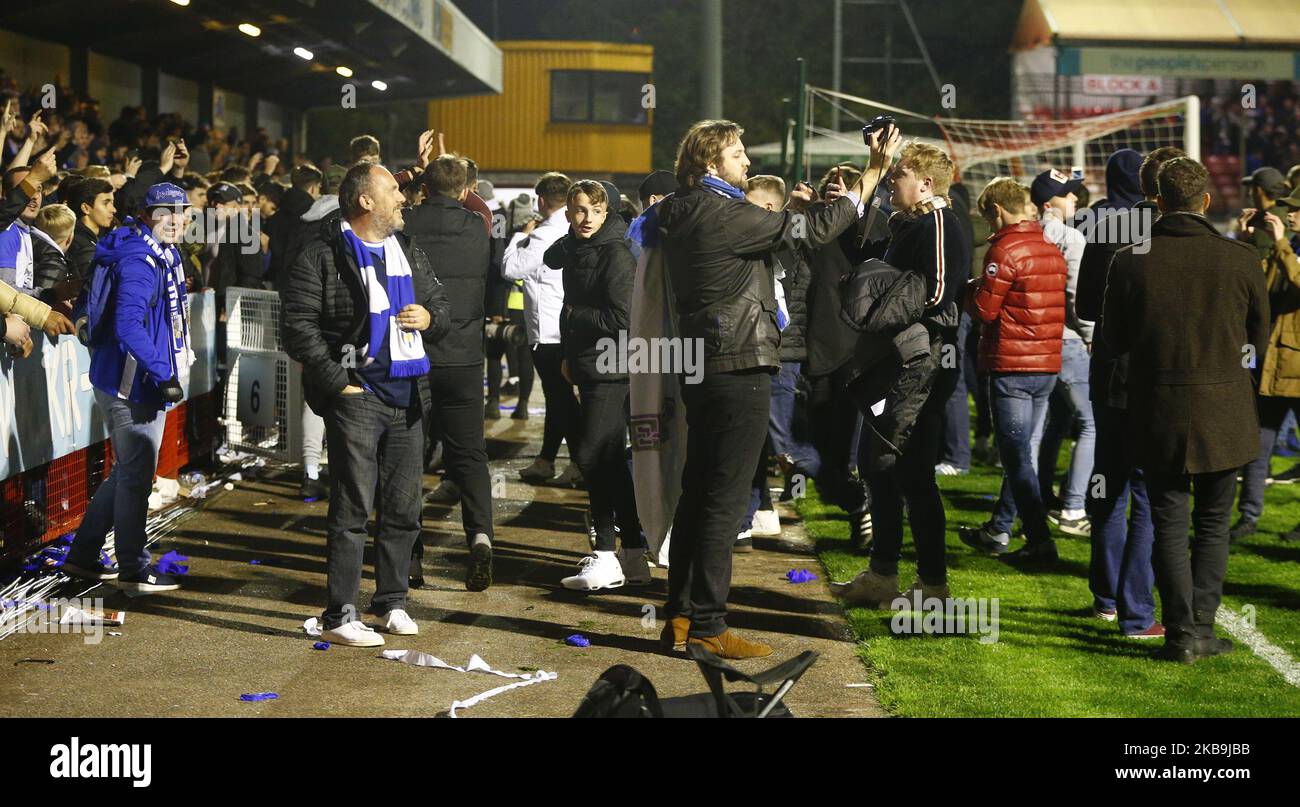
[797, 85, 1199, 202]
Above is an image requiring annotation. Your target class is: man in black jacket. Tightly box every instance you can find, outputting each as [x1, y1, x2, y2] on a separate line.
[266, 163, 322, 289]
[402, 155, 496, 591]
[67, 177, 116, 289]
[1076, 146, 1178, 636]
[545, 180, 648, 591]
[656, 120, 859, 659]
[281, 163, 450, 647]
[1101, 157, 1269, 663]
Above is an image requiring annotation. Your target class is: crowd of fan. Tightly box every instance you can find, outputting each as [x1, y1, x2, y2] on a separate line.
[3, 64, 1299, 665]
[1202, 80, 1300, 173]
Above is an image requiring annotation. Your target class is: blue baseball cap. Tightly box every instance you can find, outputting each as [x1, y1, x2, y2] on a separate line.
[143, 182, 191, 212]
[1030, 168, 1084, 207]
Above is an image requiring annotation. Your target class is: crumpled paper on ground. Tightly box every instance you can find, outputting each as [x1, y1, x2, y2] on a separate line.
[381, 649, 557, 718]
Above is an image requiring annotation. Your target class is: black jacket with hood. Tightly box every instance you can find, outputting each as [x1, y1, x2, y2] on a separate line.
[1076, 148, 1151, 408]
[545, 212, 635, 384]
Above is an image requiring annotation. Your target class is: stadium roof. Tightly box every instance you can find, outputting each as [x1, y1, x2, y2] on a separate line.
[0, 0, 502, 108]
[1012, 0, 1300, 49]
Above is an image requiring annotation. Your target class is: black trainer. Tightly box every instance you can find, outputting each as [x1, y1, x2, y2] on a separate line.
[62, 557, 120, 581]
[1228, 518, 1257, 542]
[1196, 636, 1234, 658]
[999, 539, 1059, 566]
[958, 524, 1010, 555]
[484, 400, 501, 420]
[1152, 641, 1198, 664]
[466, 538, 493, 592]
[117, 566, 182, 597]
[300, 476, 328, 502]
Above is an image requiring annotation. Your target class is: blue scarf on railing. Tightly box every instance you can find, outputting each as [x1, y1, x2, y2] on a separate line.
[340, 220, 429, 378]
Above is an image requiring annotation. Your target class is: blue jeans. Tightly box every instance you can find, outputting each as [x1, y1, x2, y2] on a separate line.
[989, 373, 1056, 543]
[1236, 395, 1299, 522]
[939, 312, 973, 469]
[68, 391, 168, 578]
[769, 362, 821, 477]
[1037, 339, 1096, 511]
[1087, 405, 1156, 633]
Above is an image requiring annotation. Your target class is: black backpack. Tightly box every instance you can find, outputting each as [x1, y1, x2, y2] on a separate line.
[572, 664, 664, 718]
[573, 646, 818, 718]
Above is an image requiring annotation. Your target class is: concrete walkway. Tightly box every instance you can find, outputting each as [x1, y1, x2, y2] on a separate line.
[0, 400, 883, 718]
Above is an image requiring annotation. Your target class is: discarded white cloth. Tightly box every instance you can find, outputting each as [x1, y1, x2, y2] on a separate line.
[381, 649, 557, 718]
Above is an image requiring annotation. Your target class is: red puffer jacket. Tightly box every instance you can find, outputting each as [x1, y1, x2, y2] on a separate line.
[969, 220, 1067, 373]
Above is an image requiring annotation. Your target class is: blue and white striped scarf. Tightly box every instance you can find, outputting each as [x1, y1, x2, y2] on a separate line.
[340, 220, 429, 378]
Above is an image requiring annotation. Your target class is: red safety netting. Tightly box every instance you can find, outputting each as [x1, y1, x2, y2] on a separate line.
[0, 391, 220, 564]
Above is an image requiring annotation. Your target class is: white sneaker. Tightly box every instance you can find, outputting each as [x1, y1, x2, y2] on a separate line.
[519, 457, 555, 482]
[555, 462, 584, 487]
[372, 609, 418, 635]
[935, 462, 966, 476]
[320, 620, 386, 647]
[561, 551, 625, 591]
[751, 509, 781, 537]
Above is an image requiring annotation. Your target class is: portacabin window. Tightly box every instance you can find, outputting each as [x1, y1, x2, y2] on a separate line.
[550, 70, 649, 125]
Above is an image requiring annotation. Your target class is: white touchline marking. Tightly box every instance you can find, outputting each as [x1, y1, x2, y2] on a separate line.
[1217, 605, 1300, 687]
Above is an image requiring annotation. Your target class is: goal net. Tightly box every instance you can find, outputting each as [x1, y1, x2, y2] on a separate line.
[797, 86, 1199, 203]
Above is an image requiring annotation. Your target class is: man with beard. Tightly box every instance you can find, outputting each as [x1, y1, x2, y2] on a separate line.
[282, 163, 449, 646]
[655, 120, 860, 658]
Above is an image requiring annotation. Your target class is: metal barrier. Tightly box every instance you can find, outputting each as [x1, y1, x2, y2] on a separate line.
[222, 287, 303, 463]
[0, 292, 219, 561]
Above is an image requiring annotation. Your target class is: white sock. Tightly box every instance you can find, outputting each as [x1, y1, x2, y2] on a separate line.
[305, 464, 320, 480]
[472, 533, 492, 549]
[1061, 508, 1086, 520]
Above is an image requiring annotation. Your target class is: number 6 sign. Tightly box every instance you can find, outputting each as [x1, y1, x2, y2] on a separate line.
[236, 354, 276, 428]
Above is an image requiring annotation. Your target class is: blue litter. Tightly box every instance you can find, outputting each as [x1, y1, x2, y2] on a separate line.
[786, 569, 818, 583]
[157, 550, 189, 576]
[239, 692, 278, 702]
[564, 634, 590, 648]
[312, 642, 330, 651]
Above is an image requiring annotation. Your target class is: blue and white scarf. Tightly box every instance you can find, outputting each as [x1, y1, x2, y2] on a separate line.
[701, 174, 745, 199]
[340, 220, 429, 378]
[139, 224, 193, 386]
